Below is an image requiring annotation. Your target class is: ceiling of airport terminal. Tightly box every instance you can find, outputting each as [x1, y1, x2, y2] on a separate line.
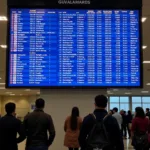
[0, 0, 149, 95]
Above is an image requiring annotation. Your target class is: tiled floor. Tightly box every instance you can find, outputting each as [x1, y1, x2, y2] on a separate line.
[124, 139, 134, 150]
[18, 139, 134, 150]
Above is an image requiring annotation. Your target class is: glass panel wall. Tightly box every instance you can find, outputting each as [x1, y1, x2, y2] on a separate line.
[109, 97, 119, 110]
[132, 97, 142, 112]
[142, 97, 150, 112]
[120, 97, 129, 111]
[109, 96, 129, 111]
[108, 96, 150, 112]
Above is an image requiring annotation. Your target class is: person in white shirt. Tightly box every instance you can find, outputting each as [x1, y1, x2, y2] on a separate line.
[112, 107, 123, 130]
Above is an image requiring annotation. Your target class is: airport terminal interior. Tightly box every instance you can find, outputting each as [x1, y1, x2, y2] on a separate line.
[0, 0, 150, 150]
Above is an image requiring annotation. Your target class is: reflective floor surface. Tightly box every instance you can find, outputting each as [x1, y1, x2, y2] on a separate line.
[18, 139, 134, 150]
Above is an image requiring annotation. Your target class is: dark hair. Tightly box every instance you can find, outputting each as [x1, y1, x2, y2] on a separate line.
[113, 107, 118, 112]
[135, 107, 145, 118]
[35, 98, 45, 108]
[146, 108, 149, 112]
[95, 95, 108, 108]
[70, 107, 79, 131]
[128, 110, 132, 116]
[5, 103, 16, 114]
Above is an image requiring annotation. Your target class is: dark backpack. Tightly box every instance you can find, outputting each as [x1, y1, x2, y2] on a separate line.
[86, 114, 110, 150]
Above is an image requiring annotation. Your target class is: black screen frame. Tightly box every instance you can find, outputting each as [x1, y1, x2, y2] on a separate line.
[6, 7, 143, 89]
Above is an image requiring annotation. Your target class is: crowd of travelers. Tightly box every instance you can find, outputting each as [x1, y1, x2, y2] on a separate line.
[0, 95, 150, 150]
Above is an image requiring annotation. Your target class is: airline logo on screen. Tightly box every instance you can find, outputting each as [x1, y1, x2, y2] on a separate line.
[58, 0, 91, 4]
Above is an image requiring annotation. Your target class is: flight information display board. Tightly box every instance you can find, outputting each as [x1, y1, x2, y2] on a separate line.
[7, 9, 141, 87]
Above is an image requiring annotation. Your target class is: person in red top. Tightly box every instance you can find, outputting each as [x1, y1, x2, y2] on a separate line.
[131, 107, 150, 150]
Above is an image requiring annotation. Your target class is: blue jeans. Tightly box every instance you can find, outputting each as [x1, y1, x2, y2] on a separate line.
[26, 146, 48, 150]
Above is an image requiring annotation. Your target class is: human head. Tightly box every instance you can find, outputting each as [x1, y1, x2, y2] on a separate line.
[128, 110, 131, 115]
[71, 107, 79, 117]
[109, 110, 113, 115]
[146, 108, 149, 113]
[120, 110, 124, 115]
[95, 95, 108, 108]
[5, 102, 16, 115]
[135, 107, 145, 118]
[35, 98, 45, 109]
[113, 107, 118, 113]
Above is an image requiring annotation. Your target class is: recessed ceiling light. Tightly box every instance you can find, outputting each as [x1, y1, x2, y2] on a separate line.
[143, 61, 150, 64]
[113, 89, 118, 91]
[5, 92, 12, 94]
[125, 92, 132, 95]
[25, 89, 30, 91]
[146, 83, 150, 85]
[141, 91, 149, 93]
[142, 17, 147, 22]
[0, 45, 7, 48]
[107, 92, 113, 94]
[0, 83, 5, 85]
[142, 46, 147, 49]
[0, 16, 7, 21]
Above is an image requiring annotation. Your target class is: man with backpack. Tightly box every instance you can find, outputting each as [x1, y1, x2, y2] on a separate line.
[78, 95, 124, 150]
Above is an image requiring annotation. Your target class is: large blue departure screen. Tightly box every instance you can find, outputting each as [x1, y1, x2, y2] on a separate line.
[8, 9, 141, 87]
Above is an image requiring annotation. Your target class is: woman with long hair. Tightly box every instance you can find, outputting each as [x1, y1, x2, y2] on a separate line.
[64, 107, 82, 150]
[131, 107, 150, 150]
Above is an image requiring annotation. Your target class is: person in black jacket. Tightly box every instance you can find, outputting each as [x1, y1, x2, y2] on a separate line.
[146, 108, 150, 119]
[0, 102, 26, 150]
[24, 98, 56, 150]
[126, 110, 133, 139]
[78, 95, 124, 150]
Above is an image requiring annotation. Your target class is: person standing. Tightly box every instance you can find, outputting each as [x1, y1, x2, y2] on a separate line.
[121, 111, 127, 139]
[112, 107, 122, 130]
[79, 95, 124, 150]
[126, 110, 133, 139]
[64, 107, 82, 150]
[0, 102, 26, 150]
[24, 98, 56, 150]
[146, 108, 150, 119]
[131, 107, 150, 150]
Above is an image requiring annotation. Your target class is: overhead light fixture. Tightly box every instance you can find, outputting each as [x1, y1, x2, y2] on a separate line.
[0, 16, 7, 21]
[5, 92, 12, 94]
[142, 46, 147, 49]
[142, 17, 147, 22]
[146, 83, 150, 85]
[125, 92, 132, 95]
[141, 91, 149, 93]
[0, 45, 7, 48]
[10, 94, 15, 96]
[0, 83, 5, 85]
[107, 92, 113, 94]
[143, 61, 150, 64]
[25, 89, 30, 91]
[113, 89, 118, 91]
